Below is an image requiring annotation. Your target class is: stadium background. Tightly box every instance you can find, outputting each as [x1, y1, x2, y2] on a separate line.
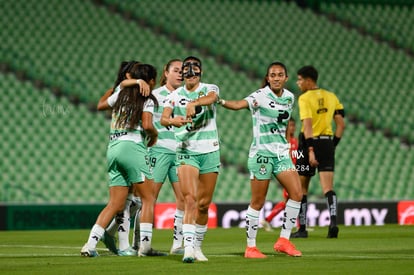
[1, 0, 413, 228]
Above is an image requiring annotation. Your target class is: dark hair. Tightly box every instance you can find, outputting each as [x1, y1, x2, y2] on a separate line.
[159, 58, 182, 86]
[182, 56, 202, 69]
[261, 61, 288, 88]
[113, 63, 158, 130]
[297, 65, 318, 82]
[112, 60, 140, 93]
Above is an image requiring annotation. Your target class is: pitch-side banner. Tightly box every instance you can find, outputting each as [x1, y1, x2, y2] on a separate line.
[397, 200, 414, 225]
[217, 201, 400, 228]
[1, 200, 413, 230]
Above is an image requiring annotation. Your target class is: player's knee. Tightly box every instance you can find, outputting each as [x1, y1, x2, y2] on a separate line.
[250, 199, 265, 211]
[197, 199, 212, 214]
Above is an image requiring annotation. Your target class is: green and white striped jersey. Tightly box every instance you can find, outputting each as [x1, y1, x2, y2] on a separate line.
[107, 89, 154, 145]
[244, 86, 294, 159]
[151, 85, 176, 154]
[164, 83, 220, 155]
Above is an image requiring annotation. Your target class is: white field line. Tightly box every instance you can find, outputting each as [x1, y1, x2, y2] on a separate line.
[0, 245, 413, 259]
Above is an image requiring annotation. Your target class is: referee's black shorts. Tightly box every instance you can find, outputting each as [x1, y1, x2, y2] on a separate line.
[296, 133, 335, 177]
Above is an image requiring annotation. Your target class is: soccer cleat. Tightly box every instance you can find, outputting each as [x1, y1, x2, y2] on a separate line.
[274, 237, 302, 257]
[101, 231, 118, 254]
[260, 220, 273, 232]
[80, 244, 99, 257]
[244, 246, 267, 259]
[182, 246, 195, 263]
[138, 248, 168, 257]
[118, 246, 137, 256]
[194, 247, 208, 261]
[170, 246, 185, 255]
[327, 226, 339, 238]
[290, 229, 308, 238]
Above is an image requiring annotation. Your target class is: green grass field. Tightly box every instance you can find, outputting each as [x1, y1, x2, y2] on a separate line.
[0, 225, 413, 274]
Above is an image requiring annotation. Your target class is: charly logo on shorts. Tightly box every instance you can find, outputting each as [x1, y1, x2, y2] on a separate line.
[259, 165, 267, 175]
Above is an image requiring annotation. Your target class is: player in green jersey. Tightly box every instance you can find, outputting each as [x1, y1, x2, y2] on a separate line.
[219, 61, 303, 258]
[81, 64, 161, 257]
[161, 56, 221, 263]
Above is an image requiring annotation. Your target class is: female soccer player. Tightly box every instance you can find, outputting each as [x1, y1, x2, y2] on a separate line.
[219, 61, 303, 258]
[160, 56, 221, 263]
[96, 61, 149, 256]
[150, 59, 186, 254]
[81, 63, 159, 257]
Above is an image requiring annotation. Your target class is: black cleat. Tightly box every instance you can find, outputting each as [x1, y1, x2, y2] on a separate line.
[101, 231, 118, 254]
[327, 226, 339, 238]
[290, 230, 308, 238]
[138, 248, 168, 257]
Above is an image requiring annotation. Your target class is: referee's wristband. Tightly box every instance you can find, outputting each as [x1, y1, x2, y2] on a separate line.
[305, 138, 314, 148]
[333, 136, 341, 147]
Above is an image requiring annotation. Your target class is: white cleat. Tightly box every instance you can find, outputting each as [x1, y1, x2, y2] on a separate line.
[182, 246, 195, 263]
[194, 247, 208, 262]
[80, 243, 99, 257]
[260, 220, 273, 232]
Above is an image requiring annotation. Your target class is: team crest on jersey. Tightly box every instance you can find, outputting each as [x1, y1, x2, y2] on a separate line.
[198, 91, 205, 97]
[259, 164, 267, 175]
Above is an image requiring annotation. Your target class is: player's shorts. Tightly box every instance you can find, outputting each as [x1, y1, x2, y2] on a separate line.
[149, 151, 178, 184]
[247, 153, 295, 180]
[176, 150, 220, 174]
[296, 133, 335, 177]
[107, 140, 152, 187]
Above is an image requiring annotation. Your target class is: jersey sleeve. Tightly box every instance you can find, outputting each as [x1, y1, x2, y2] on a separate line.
[298, 95, 312, 120]
[163, 91, 176, 109]
[206, 84, 219, 98]
[107, 85, 122, 107]
[143, 99, 155, 114]
[244, 90, 260, 111]
[334, 94, 344, 111]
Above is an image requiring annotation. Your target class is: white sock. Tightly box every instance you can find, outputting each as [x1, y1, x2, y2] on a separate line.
[86, 224, 105, 249]
[194, 223, 207, 249]
[139, 223, 153, 252]
[118, 199, 132, 251]
[280, 199, 301, 239]
[246, 206, 260, 247]
[182, 224, 196, 248]
[172, 209, 184, 249]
